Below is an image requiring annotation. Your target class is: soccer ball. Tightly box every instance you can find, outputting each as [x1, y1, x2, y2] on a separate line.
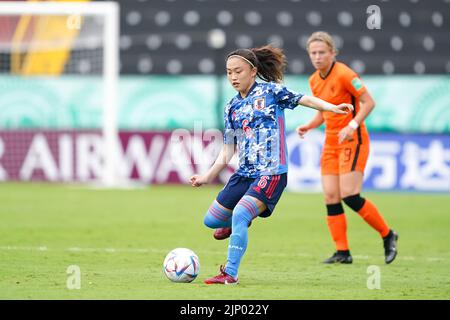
[163, 248, 200, 283]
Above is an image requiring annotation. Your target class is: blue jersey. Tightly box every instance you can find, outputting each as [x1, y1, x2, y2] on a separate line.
[223, 82, 304, 178]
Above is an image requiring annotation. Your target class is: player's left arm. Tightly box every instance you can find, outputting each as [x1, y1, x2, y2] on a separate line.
[275, 85, 352, 114]
[337, 91, 375, 144]
[298, 95, 353, 114]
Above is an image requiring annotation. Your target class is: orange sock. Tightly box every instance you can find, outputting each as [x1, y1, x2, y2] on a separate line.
[327, 214, 349, 251]
[358, 199, 390, 238]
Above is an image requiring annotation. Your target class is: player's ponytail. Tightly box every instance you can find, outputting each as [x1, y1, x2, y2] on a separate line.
[226, 45, 286, 83]
[252, 45, 286, 83]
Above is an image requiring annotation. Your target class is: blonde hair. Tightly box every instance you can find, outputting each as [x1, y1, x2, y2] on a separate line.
[306, 31, 338, 54]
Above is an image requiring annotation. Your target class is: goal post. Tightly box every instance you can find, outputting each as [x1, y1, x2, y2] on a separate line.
[0, 1, 120, 186]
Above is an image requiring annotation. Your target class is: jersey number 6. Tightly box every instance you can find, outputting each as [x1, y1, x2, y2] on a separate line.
[258, 176, 270, 188]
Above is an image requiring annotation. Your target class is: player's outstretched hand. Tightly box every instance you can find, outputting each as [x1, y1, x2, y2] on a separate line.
[296, 125, 309, 139]
[190, 174, 208, 187]
[331, 103, 353, 114]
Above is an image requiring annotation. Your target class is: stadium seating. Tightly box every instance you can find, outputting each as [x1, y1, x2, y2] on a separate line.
[112, 0, 450, 75]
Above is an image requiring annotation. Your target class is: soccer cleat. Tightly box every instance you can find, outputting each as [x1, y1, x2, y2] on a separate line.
[323, 251, 353, 264]
[213, 227, 232, 240]
[213, 221, 252, 240]
[204, 265, 238, 285]
[383, 229, 399, 264]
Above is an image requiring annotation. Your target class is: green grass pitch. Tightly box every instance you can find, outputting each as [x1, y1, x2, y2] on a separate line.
[0, 183, 449, 299]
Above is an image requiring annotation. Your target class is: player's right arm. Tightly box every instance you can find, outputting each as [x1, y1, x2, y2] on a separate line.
[190, 143, 236, 187]
[296, 111, 324, 139]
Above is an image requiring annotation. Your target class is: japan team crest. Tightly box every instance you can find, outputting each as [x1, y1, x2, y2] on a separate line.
[253, 97, 266, 110]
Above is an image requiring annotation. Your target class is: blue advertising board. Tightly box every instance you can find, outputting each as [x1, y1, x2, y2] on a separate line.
[286, 131, 450, 192]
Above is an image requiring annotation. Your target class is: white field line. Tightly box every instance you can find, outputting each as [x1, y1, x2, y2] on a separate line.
[0, 245, 447, 262]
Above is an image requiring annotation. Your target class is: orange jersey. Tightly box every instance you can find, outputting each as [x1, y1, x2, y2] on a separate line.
[309, 61, 369, 145]
[309, 61, 371, 175]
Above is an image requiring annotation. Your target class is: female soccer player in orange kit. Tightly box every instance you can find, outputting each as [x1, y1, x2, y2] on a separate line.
[297, 31, 398, 264]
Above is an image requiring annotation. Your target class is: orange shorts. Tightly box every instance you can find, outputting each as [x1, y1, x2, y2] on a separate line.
[321, 139, 370, 175]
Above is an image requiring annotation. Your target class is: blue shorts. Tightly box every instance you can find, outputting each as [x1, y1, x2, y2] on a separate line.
[216, 173, 288, 218]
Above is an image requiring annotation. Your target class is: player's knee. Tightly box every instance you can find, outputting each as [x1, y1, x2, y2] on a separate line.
[232, 197, 258, 228]
[232, 204, 252, 227]
[324, 193, 341, 204]
[342, 194, 366, 212]
[203, 212, 220, 229]
[203, 201, 232, 229]
[324, 195, 341, 203]
[203, 209, 225, 229]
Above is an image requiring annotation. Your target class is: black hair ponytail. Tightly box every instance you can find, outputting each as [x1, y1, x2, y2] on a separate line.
[226, 45, 286, 83]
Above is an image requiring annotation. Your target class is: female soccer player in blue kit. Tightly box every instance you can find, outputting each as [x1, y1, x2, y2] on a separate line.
[190, 45, 353, 285]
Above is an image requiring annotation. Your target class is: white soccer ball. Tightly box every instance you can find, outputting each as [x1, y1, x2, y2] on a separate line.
[163, 248, 200, 283]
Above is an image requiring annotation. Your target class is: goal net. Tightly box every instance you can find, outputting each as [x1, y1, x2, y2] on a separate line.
[0, 1, 119, 186]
